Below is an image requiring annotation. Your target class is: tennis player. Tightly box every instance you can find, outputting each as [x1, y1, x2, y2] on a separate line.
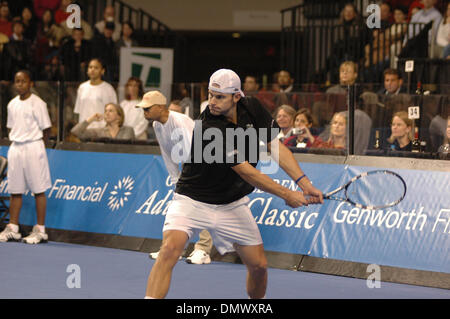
[0, 70, 52, 244]
[144, 69, 323, 299]
[138, 92, 213, 264]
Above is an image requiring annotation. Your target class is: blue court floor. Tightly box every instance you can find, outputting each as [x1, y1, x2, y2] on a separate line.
[0, 241, 448, 299]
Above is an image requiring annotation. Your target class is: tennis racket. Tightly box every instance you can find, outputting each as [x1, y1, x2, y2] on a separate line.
[323, 170, 407, 209]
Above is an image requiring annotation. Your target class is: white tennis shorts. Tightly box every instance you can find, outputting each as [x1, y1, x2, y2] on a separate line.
[163, 193, 263, 254]
[7, 140, 52, 194]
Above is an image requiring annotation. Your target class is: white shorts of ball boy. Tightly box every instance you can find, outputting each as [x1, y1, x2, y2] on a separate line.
[7, 139, 52, 194]
[163, 193, 263, 254]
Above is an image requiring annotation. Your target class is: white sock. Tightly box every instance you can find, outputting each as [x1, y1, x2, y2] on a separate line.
[144, 296, 156, 299]
[7, 223, 19, 233]
[36, 224, 46, 233]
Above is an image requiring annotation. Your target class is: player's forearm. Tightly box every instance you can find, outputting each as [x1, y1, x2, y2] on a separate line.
[268, 141, 311, 190]
[232, 162, 288, 199]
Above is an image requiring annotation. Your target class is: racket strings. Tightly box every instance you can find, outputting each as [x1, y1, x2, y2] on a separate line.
[345, 172, 406, 209]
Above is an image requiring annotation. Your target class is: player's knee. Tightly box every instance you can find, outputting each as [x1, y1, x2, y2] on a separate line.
[159, 241, 183, 262]
[248, 260, 268, 277]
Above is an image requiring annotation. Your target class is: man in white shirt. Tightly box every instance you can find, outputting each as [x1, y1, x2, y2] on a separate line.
[136, 91, 213, 264]
[406, 0, 442, 50]
[0, 70, 52, 244]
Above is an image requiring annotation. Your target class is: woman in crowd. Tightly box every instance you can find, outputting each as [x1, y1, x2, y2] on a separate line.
[387, 111, 413, 151]
[312, 111, 347, 149]
[283, 108, 318, 148]
[120, 76, 148, 140]
[71, 103, 135, 140]
[73, 58, 118, 129]
[274, 104, 296, 142]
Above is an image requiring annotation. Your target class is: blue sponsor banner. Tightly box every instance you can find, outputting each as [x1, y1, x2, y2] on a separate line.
[0, 146, 448, 274]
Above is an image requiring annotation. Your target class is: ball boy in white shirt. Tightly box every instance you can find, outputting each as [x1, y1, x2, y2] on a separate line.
[0, 70, 52, 244]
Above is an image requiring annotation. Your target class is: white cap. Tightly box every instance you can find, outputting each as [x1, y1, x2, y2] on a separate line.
[208, 69, 245, 97]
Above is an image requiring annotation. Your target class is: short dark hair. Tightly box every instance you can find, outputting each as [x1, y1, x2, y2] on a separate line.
[383, 68, 400, 79]
[15, 69, 32, 82]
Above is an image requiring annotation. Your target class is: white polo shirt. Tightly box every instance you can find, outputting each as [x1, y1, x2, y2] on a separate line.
[153, 111, 195, 184]
[74, 80, 118, 129]
[7, 93, 51, 142]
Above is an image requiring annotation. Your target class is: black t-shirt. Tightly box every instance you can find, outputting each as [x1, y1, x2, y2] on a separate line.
[175, 96, 280, 204]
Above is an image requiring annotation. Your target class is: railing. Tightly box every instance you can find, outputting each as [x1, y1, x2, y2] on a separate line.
[1, 81, 448, 161]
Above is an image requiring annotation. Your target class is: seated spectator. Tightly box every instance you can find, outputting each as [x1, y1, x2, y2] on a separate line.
[115, 21, 138, 62]
[387, 111, 413, 151]
[437, 116, 450, 159]
[429, 103, 449, 151]
[273, 70, 299, 109]
[2, 19, 32, 80]
[433, 2, 450, 59]
[21, 6, 37, 42]
[0, 2, 12, 37]
[73, 58, 118, 129]
[59, 27, 92, 81]
[326, 61, 358, 94]
[405, 0, 442, 56]
[92, 21, 117, 82]
[243, 75, 260, 96]
[35, 9, 65, 74]
[274, 104, 296, 142]
[71, 103, 135, 140]
[60, 5, 93, 40]
[120, 76, 148, 140]
[380, 2, 393, 30]
[33, 0, 60, 20]
[377, 68, 405, 95]
[283, 108, 318, 148]
[168, 99, 185, 114]
[94, 5, 121, 42]
[54, 0, 71, 25]
[389, 5, 408, 68]
[312, 112, 347, 149]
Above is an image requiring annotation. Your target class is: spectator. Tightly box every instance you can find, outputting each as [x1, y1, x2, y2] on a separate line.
[21, 7, 37, 42]
[437, 116, 450, 159]
[377, 68, 405, 95]
[433, 2, 450, 59]
[92, 21, 117, 82]
[0, 2, 12, 37]
[274, 104, 296, 141]
[2, 19, 33, 81]
[59, 27, 92, 81]
[34, 9, 65, 76]
[71, 103, 135, 140]
[168, 99, 185, 114]
[54, 0, 71, 24]
[326, 61, 358, 93]
[94, 5, 121, 42]
[273, 70, 299, 109]
[380, 2, 393, 29]
[60, 5, 93, 40]
[387, 111, 413, 151]
[120, 76, 148, 140]
[172, 83, 193, 115]
[405, 0, 442, 53]
[115, 21, 138, 62]
[389, 5, 409, 68]
[243, 75, 260, 96]
[283, 108, 318, 148]
[429, 102, 449, 152]
[312, 112, 347, 149]
[33, 0, 61, 20]
[408, 0, 424, 21]
[73, 58, 118, 129]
